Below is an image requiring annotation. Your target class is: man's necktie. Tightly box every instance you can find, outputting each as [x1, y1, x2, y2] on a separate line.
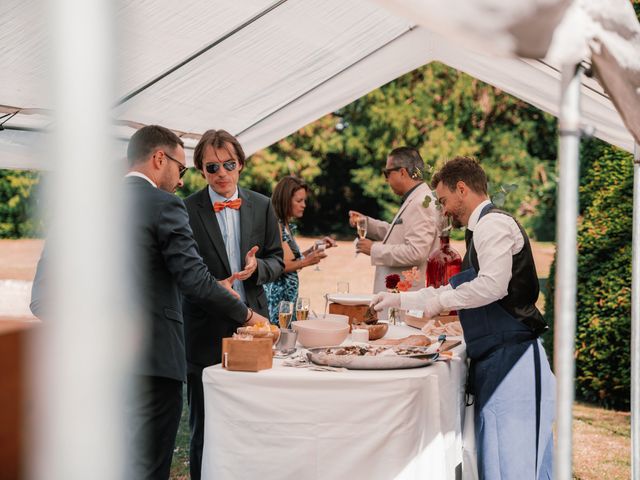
[213, 198, 242, 213]
[464, 227, 473, 250]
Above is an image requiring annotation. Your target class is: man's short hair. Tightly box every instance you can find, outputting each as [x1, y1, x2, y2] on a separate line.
[193, 129, 246, 171]
[127, 125, 184, 167]
[388, 147, 424, 179]
[430, 156, 488, 195]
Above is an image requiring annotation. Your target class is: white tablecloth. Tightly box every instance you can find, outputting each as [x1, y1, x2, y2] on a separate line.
[201, 325, 469, 480]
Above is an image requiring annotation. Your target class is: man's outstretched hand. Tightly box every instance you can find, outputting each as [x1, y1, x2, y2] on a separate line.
[236, 246, 259, 280]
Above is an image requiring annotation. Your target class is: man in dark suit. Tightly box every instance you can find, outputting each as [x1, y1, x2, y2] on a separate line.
[182, 129, 283, 480]
[122, 125, 269, 480]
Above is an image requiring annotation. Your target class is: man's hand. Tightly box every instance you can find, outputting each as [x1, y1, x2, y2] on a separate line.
[348, 210, 363, 228]
[356, 238, 373, 256]
[218, 274, 240, 299]
[370, 291, 401, 312]
[236, 246, 259, 280]
[246, 310, 269, 326]
[423, 295, 444, 319]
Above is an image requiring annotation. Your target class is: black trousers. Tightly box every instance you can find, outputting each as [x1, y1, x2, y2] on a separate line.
[126, 375, 183, 480]
[187, 365, 206, 480]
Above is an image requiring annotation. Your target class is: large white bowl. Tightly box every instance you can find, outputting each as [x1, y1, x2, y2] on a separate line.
[308, 313, 349, 325]
[291, 319, 350, 348]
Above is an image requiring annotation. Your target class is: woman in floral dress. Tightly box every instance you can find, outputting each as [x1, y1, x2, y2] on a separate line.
[264, 176, 336, 324]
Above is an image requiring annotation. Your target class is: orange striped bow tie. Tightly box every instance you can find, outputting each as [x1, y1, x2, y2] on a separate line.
[213, 198, 242, 212]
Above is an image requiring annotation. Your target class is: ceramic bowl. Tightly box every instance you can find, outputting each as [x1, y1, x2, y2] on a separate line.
[291, 319, 350, 348]
[308, 313, 349, 325]
[352, 322, 389, 341]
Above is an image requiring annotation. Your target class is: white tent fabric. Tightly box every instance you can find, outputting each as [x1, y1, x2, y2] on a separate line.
[1, 0, 638, 170]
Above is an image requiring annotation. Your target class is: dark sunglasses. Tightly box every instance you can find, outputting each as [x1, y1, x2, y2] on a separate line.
[382, 166, 403, 178]
[164, 151, 187, 178]
[205, 160, 238, 174]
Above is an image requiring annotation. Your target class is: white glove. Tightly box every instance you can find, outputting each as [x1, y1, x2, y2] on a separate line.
[423, 295, 444, 319]
[400, 287, 438, 312]
[370, 291, 401, 312]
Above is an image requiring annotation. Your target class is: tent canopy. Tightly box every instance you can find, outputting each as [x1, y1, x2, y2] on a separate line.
[1, 0, 638, 169]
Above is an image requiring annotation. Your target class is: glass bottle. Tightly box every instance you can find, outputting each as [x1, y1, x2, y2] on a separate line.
[426, 224, 462, 317]
[426, 232, 462, 288]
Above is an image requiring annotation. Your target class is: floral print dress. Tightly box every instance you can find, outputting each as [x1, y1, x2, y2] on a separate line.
[264, 222, 302, 325]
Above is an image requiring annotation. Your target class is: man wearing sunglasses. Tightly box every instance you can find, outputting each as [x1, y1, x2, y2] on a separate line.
[119, 125, 269, 480]
[182, 129, 283, 480]
[348, 146, 441, 294]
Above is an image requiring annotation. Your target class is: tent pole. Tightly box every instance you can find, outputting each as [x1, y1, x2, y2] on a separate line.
[554, 63, 583, 480]
[632, 142, 640, 480]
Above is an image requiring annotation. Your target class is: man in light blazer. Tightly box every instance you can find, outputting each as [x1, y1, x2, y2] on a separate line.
[182, 129, 283, 480]
[350, 147, 440, 293]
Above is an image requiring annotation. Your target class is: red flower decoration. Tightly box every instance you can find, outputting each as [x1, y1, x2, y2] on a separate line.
[385, 274, 401, 289]
[396, 280, 412, 292]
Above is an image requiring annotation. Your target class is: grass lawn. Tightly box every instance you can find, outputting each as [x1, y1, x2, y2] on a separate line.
[170, 386, 190, 480]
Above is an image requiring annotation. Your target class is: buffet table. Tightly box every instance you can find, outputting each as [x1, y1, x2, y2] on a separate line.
[201, 325, 469, 480]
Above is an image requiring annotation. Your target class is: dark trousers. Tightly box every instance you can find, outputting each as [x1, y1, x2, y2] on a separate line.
[187, 365, 206, 480]
[126, 375, 183, 480]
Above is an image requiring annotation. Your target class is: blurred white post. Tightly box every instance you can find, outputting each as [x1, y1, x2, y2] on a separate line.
[632, 142, 640, 480]
[554, 63, 583, 480]
[32, 1, 126, 479]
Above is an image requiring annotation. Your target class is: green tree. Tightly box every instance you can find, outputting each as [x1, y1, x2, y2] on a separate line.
[243, 62, 558, 239]
[0, 169, 42, 238]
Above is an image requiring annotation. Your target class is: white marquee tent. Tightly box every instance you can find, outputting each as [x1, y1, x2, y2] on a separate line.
[1, 0, 639, 479]
[1, 0, 638, 168]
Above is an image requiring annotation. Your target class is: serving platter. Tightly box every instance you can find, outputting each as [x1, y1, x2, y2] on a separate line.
[326, 293, 373, 306]
[306, 345, 438, 370]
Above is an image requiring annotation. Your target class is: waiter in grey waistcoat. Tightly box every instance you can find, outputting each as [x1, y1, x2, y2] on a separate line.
[371, 157, 555, 479]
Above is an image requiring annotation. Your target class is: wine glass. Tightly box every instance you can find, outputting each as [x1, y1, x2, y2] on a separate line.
[337, 281, 350, 294]
[313, 240, 326, 271]
[295, 297, 310, 320]
[278, 301, 294, 329]
[356, 216, 367, 240]
[355, 215, 367, 257]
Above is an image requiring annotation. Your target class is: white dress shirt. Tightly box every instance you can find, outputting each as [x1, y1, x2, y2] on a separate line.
[125, 171, 157, 188]
[209, 186, 246, 302]
[401, 199, 525, 312]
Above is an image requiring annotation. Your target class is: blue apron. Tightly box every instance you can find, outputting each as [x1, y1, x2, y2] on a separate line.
[450, 247, 555, 479]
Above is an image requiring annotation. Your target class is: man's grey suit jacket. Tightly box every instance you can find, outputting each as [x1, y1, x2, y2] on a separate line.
[182, 186, 283, 367]
[125, 177, 248, 381]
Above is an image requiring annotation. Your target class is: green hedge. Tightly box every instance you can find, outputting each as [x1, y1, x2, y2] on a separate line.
[544, 139, 633, 410]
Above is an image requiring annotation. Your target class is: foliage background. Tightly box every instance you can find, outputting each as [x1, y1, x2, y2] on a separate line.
[0, 170, 42, 238]
[543, 139, 633, 410]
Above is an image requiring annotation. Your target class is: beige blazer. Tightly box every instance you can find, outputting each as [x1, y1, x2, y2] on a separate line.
[366, 182, 441, 293]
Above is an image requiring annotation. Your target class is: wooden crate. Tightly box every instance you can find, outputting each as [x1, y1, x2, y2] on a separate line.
[222, 337, 273, 372]
[328, 303, 370, 325]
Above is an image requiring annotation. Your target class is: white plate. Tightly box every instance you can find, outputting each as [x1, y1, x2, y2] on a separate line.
[326, 293, 373, 306]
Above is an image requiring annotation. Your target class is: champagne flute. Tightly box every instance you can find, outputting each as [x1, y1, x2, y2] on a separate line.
[278, 301, 294, 329]
[355, 215, 367, 257]
[356, 216, 367, 240]
[337, 281, 350, 294]
[313, 240, 326, 271]
[295, 297, 310, 320]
